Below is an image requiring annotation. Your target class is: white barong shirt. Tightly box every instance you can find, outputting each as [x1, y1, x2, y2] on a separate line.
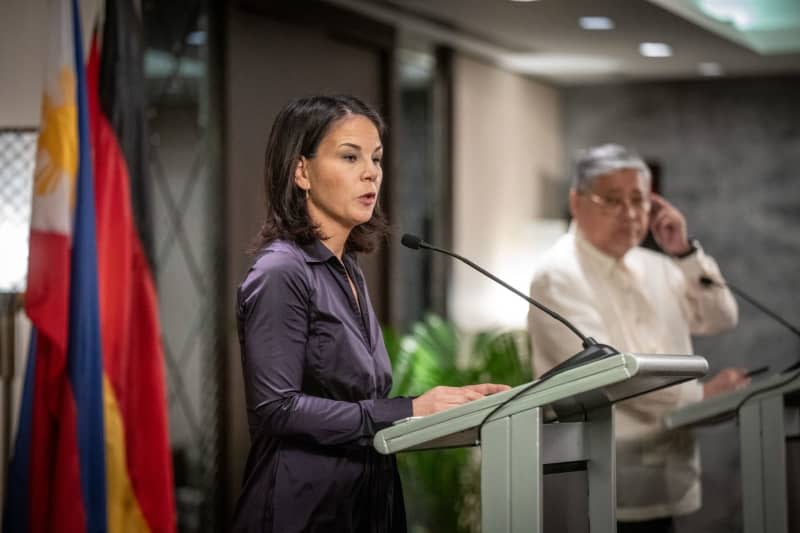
[527, 224, 738, 521]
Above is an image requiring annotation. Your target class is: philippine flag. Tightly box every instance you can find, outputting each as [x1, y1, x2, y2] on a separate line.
[5, 1, 176, 532]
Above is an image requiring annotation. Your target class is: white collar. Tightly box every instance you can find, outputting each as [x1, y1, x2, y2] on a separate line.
[571, 222, 637, 282]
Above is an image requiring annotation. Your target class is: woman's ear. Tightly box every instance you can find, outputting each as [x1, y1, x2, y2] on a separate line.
[294, 156, 310, 192]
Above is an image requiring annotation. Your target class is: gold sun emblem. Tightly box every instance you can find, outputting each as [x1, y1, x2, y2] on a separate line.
[34, 67, 78, 198]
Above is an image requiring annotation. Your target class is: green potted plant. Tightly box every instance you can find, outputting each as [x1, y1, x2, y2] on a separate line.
[384, 314, 532, 533]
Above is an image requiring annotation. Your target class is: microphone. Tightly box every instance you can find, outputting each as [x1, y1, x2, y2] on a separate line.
[401, 234, 618, 378]
[700, 275, 800, 372]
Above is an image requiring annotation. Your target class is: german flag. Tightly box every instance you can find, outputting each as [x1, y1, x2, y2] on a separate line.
[5, 1, 176, 531]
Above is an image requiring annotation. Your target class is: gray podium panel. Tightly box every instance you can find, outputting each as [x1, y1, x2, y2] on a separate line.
[376, 352, 708, 533]
[665, 371, 800, 430]
[665, 369, 800, 533]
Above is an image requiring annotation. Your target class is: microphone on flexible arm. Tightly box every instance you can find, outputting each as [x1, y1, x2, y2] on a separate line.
[699, 275, 800, 372]
[401, 233, 619, 379]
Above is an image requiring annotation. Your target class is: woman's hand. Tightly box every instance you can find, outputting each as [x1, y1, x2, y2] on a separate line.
[412, 383, 510, 416]
[702, 368, 750, 398]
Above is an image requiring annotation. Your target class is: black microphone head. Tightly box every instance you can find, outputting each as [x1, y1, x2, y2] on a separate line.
[401, 234, 423, 250]
[699, 276, 715, 287]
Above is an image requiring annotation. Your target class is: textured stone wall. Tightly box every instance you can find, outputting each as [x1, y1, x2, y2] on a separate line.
[562, 76, 800, 532]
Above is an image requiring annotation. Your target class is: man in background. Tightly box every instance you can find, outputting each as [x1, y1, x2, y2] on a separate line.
[527, 144, 749, 532]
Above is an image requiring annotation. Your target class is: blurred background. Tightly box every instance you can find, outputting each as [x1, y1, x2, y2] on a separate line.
[1, 0, 799, 531]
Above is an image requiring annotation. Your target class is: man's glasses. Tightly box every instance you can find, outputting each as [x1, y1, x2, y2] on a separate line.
[582, 191, 651, 216]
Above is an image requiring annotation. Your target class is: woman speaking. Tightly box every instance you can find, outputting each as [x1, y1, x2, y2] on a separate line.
[232, 95, 507, 533]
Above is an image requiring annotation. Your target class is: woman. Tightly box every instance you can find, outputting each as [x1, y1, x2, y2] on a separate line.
[233, 95, 508, 533]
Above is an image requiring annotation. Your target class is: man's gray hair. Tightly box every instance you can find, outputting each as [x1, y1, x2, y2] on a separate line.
[572, 144, 651, 192]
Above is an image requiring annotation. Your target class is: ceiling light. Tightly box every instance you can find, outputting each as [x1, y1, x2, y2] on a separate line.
[500, 53, 620, 77]
[639, 42, 673, 57]
[698, 0, 752, 29]
[579, 16, 615, 30]
[698, 62, 724, 76]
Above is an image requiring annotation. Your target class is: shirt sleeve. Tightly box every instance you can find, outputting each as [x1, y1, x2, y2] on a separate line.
[239, 255, 412, 447]
[672, 244, 738, 335]
[527, 270, 609, 377]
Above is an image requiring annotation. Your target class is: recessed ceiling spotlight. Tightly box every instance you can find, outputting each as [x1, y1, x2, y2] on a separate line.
[698, 62, 724, 76]
[579, 16, 614, 30]
[639, 42, 672, 58]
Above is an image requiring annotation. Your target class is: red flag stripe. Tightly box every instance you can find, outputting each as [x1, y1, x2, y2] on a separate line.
[88, 28, 176, 533]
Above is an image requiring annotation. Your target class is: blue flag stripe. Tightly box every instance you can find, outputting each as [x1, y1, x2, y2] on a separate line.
[68, 0, 108, 531]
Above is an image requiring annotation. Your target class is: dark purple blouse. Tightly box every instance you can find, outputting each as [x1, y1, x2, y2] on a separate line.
[232, 239, 412, 533]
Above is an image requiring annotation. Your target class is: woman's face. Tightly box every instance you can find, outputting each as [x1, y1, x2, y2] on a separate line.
[294, 114, 383, 238]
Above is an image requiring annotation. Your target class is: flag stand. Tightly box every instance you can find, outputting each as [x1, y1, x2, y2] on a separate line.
[0, 292, 19, 510]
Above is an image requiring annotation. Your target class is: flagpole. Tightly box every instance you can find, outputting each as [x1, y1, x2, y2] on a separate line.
[0, 291, 19, 509]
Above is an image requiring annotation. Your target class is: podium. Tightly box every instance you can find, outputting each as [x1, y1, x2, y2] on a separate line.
[375, 352, 708, 533]
[665, 369, 800, 533]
